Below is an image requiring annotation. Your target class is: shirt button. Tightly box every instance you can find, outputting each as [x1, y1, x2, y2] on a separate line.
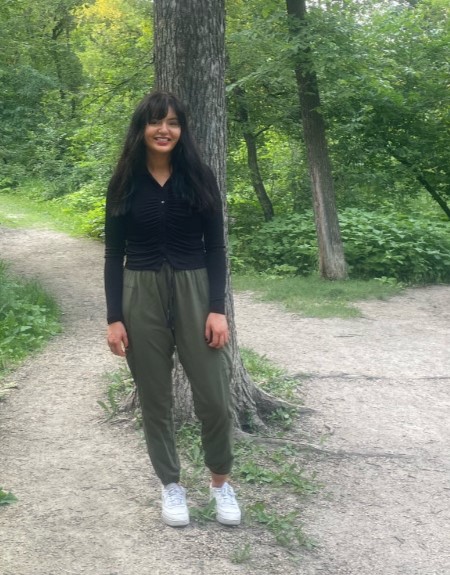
[161, 200, 165, 204]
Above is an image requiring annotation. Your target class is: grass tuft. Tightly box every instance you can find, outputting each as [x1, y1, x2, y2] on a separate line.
[230, 543, 252, 564]
[232, 273, 403, 318]
[240, 347, 301, 401]
[0, 488, 18, 506]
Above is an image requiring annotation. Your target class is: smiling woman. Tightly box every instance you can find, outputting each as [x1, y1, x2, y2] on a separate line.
[103, 91, 241, 528]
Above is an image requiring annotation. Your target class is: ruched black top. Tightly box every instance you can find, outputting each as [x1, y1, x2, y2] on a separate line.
[104, 171, 226, 324]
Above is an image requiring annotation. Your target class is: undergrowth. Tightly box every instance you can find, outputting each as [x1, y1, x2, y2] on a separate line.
[0, 261, 61, 383]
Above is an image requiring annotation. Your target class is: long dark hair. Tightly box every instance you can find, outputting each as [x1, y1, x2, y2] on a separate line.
[107, 91, 220, 215]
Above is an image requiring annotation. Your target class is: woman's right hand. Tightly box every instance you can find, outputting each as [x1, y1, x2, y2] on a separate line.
[107, 321, 129, 357]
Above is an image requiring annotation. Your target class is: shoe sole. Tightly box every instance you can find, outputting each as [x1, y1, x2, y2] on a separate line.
[216, 515, 241, 526]
[162, 514, 190, 527]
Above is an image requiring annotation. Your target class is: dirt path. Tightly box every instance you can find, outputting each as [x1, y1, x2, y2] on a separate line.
[1, 226, 449, 575]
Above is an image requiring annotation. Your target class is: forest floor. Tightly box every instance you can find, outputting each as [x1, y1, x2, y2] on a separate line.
[0, 226, 449, 575]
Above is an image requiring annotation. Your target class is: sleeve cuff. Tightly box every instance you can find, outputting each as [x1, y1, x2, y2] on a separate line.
[209, 300, 225, 315]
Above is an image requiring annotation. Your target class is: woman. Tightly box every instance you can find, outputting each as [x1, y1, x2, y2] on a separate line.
[104, 91, 240, 527]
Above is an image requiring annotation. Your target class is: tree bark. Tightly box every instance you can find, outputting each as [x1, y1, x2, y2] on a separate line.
[286, 0, 347, 279]
[153, 0, 283, 429]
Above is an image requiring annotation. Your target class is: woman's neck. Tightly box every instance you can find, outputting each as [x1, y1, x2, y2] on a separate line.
[146, 155, 172, 186]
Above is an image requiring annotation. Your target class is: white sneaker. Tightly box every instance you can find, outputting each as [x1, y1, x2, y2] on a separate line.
[161, 483, 189, 527]
[210, 482, 241, 525]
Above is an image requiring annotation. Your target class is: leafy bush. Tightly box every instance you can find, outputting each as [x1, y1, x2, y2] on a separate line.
[232, 209, 450, 283]
[0, 262, 61, 376]
[51, 182, 106, 238]
[231, 213, 317, 275]
[340, 209, 450, 283]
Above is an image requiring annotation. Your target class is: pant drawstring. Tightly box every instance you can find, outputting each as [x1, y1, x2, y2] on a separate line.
[166, 265, 176, 332]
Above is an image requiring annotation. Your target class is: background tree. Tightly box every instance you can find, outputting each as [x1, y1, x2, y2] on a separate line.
[153, 0, 289, 429]
[286, 0, 347, 279]
[226, 0, 308, 223]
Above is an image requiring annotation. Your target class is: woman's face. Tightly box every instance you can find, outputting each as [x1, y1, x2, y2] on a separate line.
[144, 106, 181, 157]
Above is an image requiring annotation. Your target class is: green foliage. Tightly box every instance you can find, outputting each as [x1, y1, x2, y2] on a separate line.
[226, 0, 449, 218]
[0, 182, 104, 238]
[231, 212, 317, 275]
[247, 501, 313, 548]
[238, 458, 317, 495]
[97, 366, 136, 421]
[177, 423, 205, 469]
[312, 0, 450, 212]
[0, 0, 153, 216]
[0, 262, 61, 378]
[52, 183, 106, 238]
[0, 488, 18, 506]
[0, 0, 85, 185]
[188, 499, 217, 523]
[340, 209, 450, 283]
[232, 209, 450, 283]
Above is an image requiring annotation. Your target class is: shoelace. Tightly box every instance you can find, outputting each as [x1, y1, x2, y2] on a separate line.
[165, 486, 185, 506]
[215, 484, 237, 506]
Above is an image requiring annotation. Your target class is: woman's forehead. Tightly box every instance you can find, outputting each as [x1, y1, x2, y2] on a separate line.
[148, 103, 178, 120]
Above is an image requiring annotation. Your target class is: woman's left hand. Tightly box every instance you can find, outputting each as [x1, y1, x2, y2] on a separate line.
[205, 313, 229, 349]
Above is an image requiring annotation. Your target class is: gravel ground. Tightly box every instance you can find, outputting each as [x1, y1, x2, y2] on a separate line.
[0, 226, 449, 575]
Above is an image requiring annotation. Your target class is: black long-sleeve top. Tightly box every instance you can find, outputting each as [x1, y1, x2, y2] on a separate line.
[104, 171, 226, 324]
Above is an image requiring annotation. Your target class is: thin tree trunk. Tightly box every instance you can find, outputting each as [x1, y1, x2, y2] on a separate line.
[231, 84, 274, 221]
[243, 131, 274, 222]
[389, 149, 450, 219]
[286, 0, 347, 279]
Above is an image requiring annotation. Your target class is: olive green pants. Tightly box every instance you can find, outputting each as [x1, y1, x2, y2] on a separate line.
[122, 265, 233, 486]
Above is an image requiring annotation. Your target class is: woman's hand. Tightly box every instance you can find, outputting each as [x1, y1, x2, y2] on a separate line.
[107, 321, 129, 357]
[205, 313, 229, 349]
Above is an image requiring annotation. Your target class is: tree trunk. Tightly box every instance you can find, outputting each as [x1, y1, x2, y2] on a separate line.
[243, 131, 274, 222]
[153, 0, 283, 429]
[389, 149, 450, 220]
[286, 0, 347, 279]
[231, 84, 274, 221]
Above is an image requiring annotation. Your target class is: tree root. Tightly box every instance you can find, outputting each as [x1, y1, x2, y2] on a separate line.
[252, 386, 315, 415]
[234, 429, 409, 459]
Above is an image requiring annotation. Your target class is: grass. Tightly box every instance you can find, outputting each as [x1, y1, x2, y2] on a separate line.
[97, 367, 136, 421]
[247, 501, 313, 549]
[230, 543, 252, 564]
[0, 187, 86, 236]
[232, 273, 403, 318]
[0, 487, 18, 506]
[0, 261, 61, 384]
[240, 347, 301, 401]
